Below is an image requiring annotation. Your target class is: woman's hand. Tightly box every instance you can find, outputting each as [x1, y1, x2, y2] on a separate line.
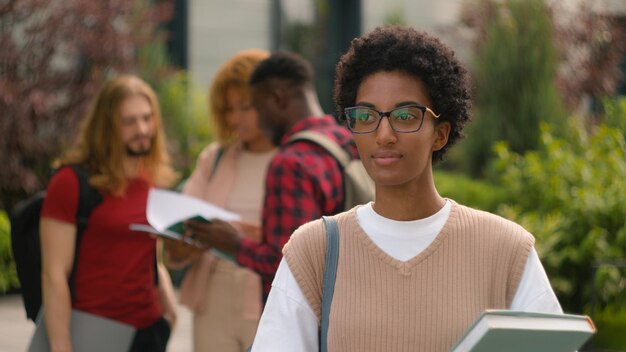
[163, 238, 204, 269]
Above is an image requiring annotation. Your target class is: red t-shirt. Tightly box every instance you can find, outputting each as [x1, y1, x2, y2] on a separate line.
[41, 167, 161, 328]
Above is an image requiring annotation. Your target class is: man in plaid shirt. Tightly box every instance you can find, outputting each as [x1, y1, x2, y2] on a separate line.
[187, 51, 358, 300]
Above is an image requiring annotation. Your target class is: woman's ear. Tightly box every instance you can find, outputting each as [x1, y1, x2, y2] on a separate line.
[432, 121, 451, 152]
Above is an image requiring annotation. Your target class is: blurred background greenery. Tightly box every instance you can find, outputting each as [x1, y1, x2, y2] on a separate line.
[1, 0, 625, 349]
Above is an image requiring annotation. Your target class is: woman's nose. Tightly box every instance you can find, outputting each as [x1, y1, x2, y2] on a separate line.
[375, 116, 397, 145]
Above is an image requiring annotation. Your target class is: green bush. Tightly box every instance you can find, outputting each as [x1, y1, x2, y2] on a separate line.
[434, 171, 508, 213]
[138, 42, 214, 180]
[155, 71, 212, 180]
[591, 305, 626, 350]
[492, 98, 626, 313]
[0, 210, 19, 293]
[460, 0, 566, 177]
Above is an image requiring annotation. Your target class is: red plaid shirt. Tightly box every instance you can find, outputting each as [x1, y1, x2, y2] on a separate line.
[236, 115, 358, 299]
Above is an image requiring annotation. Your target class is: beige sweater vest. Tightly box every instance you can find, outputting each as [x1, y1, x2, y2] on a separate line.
[283, 201, 534, 352]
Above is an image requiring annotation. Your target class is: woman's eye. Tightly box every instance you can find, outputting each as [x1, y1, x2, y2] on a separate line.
[357, 112, 371, 121]
[397, 113, 411, 120]
[393, 107, 418, 121]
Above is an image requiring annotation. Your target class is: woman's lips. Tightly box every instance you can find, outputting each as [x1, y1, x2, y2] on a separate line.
[372, 151, 402, 166]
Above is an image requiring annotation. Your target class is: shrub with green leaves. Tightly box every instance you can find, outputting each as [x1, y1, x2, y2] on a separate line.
[0, 211, 20, 293]
[492, 98, 626, 313]
[592, 304, 626, 349]
[155, 71, 212, 180]
[138, 42, 213, 181]
[434, 171, 508, 213]
[460, 0, 566, 177]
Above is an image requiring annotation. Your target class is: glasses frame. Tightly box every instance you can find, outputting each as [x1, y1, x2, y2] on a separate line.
[343, 104, 441, 134]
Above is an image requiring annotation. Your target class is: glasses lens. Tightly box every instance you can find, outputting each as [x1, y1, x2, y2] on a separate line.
[346, 107, 379, 133]
[389, 106, 423, 132]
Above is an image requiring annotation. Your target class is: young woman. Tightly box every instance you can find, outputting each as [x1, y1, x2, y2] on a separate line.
[165, 49, 276, 352]
[251, 26, 562, 351]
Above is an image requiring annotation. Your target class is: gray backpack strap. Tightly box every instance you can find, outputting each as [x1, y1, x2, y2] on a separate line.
[289, 131, 351, 167]
[246, 217, 339, 352]
[320, 216, 340, 352]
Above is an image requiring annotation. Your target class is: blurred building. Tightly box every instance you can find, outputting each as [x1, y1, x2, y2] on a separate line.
[167, 0, 625, 109]
[170, 0, 468, 111]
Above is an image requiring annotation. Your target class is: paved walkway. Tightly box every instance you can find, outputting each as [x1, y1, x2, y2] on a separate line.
[0, 292, 192, 351]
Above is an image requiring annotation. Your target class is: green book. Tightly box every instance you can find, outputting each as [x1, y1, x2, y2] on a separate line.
[165, 215, 211, 235]
[450, 310, 596, 352]
[135, 189, 242, 261]
[165, 216, 234, 261]
[131, 215, 235, 261]
[130, 215, 209, 244]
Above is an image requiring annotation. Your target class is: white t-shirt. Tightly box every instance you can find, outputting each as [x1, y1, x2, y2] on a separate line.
[251, 201, 563, 351]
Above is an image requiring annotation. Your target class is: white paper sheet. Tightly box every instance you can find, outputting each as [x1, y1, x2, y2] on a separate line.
[146, 188, 241, 234]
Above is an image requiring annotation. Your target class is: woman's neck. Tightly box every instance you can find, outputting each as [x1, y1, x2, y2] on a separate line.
[372, 181, 445, 221]
[244, 137, 275, 153]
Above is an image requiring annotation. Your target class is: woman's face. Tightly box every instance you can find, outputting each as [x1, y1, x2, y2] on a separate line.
[224, 86, 266, 145]
[352, 70, 449, 188]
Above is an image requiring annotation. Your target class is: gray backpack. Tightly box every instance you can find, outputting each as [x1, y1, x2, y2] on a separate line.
[289, 131, 375, 210]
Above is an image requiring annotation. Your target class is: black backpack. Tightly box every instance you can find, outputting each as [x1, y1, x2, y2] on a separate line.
[9, 165, 102, 321]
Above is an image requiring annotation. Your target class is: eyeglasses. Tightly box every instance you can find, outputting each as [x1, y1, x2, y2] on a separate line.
[343, 104, 440, 134]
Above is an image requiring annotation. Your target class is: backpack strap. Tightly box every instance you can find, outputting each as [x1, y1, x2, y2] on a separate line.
[288, 131, 351, 168]
[320, 216, 340, 352]
[67, 165, 103, 297]
[209, 147, 225, 180]
[71, 165, 103, 235]
[245, 217, 339, 352]
[174, 145, 224, 192]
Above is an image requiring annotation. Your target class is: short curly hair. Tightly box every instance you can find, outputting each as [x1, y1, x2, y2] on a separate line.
[249, 50, 315, 86]
[334, 26, 471, 163]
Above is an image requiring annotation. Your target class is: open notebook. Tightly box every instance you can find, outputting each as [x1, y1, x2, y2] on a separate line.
[28, 309, 136, 352]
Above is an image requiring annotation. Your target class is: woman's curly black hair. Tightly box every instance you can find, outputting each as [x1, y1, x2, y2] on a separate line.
[334, 25, 471, 163]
